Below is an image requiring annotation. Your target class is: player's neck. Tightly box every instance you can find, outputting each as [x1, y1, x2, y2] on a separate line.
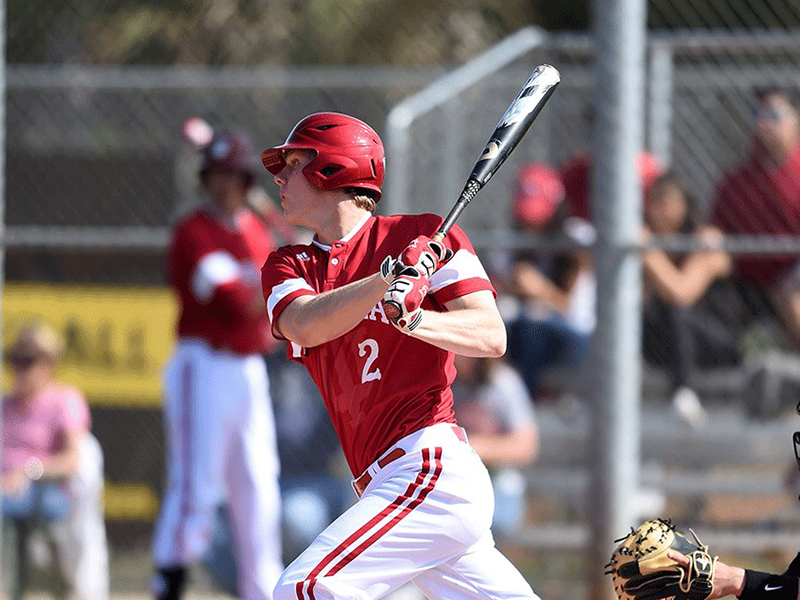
[14, 377, 53, 404]
[314, 202, 371, 246]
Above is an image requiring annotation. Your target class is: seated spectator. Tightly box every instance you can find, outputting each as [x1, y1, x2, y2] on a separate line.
[561, 149, 664, 222]
[642, 173, 745, 426]
[451, 354, 539, 536]
[504, 163, 595, 398]
[2, 321, 99, 600]
[709, 86, 800, 350]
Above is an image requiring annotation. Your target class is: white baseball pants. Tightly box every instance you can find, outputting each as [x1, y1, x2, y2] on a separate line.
[152, 340, 283, 600]
[274, 423, 540, 600]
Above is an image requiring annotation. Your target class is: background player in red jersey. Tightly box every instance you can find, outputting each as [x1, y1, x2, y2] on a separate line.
[261, 112, 539, 599]
[151, 130, 283, 600]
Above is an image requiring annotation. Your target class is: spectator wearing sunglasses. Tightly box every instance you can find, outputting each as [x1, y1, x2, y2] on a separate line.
[708, 86, 800, 350]
[2, 321, 91, 597]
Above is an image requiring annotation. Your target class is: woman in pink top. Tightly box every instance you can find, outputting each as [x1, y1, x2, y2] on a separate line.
[2, 321, 88, 523]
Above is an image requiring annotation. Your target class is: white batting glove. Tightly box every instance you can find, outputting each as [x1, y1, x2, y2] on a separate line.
[379, 255, 399, 285]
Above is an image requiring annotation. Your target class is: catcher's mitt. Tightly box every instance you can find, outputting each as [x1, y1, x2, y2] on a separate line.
[606, 518, 717, 600]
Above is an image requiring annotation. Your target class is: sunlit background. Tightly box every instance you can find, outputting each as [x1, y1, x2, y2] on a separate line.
[4, 0, 800, 598]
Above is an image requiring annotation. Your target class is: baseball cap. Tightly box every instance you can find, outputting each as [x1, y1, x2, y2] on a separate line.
[200, 131, 258, 187]
[512, 163, 565, 227]
[637, 152, 664, 195]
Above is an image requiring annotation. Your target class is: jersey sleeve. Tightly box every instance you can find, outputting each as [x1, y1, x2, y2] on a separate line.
[261, 248, 317, 340]
[428, 223, 496, 305]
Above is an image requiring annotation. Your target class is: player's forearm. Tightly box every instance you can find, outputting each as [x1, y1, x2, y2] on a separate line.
[279, 273, 390, 347]
[710, 562, 745, 599]
[410, 308, 506, 357]
[643, 249, 729, 307]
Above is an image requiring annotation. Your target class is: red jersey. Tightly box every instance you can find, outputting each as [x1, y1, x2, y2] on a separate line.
[261, 213, 495, 476]
[709, 143, 800, 285]
[169, 206, 275, 354]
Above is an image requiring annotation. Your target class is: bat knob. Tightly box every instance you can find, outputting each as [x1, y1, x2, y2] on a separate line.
[383, 301, 401, 321]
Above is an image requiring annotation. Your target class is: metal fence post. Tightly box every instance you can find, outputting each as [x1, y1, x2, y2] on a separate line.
[588, 0, 647, 597]
[0, 0, 7, 584]
[648, 42, 674, 166]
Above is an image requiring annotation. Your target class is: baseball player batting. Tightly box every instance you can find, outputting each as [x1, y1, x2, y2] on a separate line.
[261, 112, 540, 599]
[151, 130, 283, 600]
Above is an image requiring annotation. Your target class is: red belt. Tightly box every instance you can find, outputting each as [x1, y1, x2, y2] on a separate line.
[352, 425, 468, 497]
[353, 447, 406, 497]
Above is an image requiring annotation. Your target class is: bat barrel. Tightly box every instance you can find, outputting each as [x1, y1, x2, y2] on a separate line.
[470, 65, 560, 186]
[434, 64, 560, 242]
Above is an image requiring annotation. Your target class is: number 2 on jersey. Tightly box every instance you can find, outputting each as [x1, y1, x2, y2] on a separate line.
[358, 339, 382, 383]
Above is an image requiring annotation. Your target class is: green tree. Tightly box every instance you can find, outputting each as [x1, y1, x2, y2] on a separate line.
[9, 0, 544, 66]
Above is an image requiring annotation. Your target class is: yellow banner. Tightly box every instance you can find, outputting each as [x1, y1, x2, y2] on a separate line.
[3, 284, 177, 407]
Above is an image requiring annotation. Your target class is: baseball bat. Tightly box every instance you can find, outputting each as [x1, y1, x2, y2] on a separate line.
[432, 64, 561, 243]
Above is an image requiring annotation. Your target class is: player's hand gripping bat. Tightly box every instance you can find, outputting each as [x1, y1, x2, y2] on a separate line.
[432, 63, 561, 243]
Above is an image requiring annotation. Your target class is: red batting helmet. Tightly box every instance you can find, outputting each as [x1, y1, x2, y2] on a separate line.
[262, 112, 385, 200]
[200, 131, 258, 188]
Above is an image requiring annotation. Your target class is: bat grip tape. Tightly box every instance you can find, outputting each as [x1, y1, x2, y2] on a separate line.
[739, 570, 799, 600]
[435, 179, 481, 241]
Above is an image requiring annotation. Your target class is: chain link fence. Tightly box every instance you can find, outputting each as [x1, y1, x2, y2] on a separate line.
[5, 1, 800, 598]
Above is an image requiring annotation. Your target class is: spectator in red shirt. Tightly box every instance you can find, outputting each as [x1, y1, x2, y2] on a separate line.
[709, 87, 800, 349]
